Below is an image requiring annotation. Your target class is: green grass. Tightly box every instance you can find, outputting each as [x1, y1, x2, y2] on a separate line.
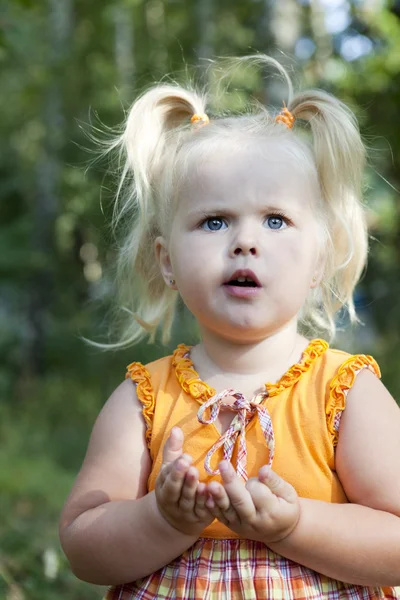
[1, 395, 105, 599]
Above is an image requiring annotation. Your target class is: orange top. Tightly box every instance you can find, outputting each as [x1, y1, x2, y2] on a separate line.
[126, 339, 380, 539]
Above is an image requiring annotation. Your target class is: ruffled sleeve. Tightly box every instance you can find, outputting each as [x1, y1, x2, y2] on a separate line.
[126, 362, 155, 448]
[327, 354, 381, 446]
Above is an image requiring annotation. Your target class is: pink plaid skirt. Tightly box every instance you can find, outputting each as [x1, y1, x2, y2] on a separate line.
[104, 538, 400, 599]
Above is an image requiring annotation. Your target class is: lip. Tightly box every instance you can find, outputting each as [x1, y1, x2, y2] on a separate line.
[224, 269, 262, 287]
[223, 268, 262, 299]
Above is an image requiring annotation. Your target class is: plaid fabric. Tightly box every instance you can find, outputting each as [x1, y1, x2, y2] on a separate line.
[197, 389, 274, 481]
[104, 538, 400, 599]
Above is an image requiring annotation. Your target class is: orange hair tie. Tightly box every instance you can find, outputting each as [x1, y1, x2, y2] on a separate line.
[275, 105, 295, 129]
[191, 113, 209, 127]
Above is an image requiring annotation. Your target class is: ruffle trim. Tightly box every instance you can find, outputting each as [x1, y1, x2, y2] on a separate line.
[327, 354, 381, 447]
[126, 362, 155, 447]
[172, 339, 329, 405]
[266, 339, 329, 398]
[172, 345, 216, 404]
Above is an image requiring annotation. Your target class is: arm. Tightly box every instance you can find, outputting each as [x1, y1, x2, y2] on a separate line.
[59, 381, 201, 585]
[269, 369, 400, 586]
[270, 497, 400, 586]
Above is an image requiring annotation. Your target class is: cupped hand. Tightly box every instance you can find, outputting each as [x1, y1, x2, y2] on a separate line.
[206, 461, 300, 544]
[155, 427, 214, 536]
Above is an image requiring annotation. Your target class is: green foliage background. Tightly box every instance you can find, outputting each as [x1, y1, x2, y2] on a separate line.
[1, 1, 399, 598]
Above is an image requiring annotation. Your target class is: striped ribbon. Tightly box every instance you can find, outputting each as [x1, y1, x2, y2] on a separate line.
[197, 388, 275, 481]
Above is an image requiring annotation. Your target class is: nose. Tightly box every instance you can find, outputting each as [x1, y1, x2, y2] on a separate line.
[229, 224, 258, 257]
[233, 245, 257, 256]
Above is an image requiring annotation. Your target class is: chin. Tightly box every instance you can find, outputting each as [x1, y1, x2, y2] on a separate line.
[215, 323, 272, 345]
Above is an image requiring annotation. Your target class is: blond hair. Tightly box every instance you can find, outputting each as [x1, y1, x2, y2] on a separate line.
[102, 56, 368, 348]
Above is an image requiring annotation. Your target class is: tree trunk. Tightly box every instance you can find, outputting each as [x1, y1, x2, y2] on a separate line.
[27, 0, 73, 376]
[113, 2, 135, 101]
[195, 0, 214, 85]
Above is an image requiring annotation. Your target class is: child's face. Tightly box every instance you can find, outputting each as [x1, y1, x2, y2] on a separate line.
[157, 142, 323, 343]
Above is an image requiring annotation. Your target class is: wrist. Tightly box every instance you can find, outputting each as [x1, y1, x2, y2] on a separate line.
[150, 491, 202, 540]
[266, 501, 302, 548]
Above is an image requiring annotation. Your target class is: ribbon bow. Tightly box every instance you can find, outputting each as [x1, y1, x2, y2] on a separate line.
[197, 388, 275, 481]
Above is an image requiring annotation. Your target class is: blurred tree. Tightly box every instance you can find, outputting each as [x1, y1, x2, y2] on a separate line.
[27, 0, 73, 376]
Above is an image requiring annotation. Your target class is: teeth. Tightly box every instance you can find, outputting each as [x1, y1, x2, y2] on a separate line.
[237, 276, 253, 282]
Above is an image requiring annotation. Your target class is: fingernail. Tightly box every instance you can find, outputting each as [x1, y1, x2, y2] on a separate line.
[176, 459, 187, 471]
[206, 496, 215, 508]
[171, 427, 181, 438]
[219, 461, 229, 473]
[259, 466, 270, 480]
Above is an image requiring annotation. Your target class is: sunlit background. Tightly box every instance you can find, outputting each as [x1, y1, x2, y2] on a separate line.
[1, 1, 400, 598]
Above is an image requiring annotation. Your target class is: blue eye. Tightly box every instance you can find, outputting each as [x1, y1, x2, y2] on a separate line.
[266, 215, 287, 230]
[201, 217, 227, 231]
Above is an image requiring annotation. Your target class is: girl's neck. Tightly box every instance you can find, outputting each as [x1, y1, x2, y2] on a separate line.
[191, 321, 308, 379]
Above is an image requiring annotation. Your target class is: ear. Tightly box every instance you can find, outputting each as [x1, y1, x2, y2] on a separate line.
[154, 236, 177, 290]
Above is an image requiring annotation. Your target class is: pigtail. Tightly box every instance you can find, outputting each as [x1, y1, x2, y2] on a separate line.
[288, 91, 368, 336]
[110, 85, 207, 347]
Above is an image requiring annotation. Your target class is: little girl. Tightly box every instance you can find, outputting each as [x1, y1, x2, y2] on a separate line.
[59, 56, 400, 599]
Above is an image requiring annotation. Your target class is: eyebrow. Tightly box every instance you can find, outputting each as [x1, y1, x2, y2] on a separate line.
[187, 203, 297, 217]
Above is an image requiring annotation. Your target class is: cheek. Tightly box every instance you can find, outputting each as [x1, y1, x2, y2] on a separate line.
[275, 237, 305, 263]
[170, 233, 216, 270]
[273, 235, 317, 281]
[168, 241, 206, 284]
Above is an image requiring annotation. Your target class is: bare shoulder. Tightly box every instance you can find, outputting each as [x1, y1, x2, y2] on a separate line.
[336, 368, 400, 515]
[81, 378, 150, 478]
[60, 379, 151, 528]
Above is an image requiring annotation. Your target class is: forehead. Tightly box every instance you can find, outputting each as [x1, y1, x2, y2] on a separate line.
[178, 141, 320, 212]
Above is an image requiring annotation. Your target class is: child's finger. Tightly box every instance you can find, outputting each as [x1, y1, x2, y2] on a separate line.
[178, 466, 199, 510]
[206, 480, 238, 524]
[158, 451, 191, 487]
[207, 481, 230, 511]
[258, 466, 298, 503]
[218, 461, 254, 518]
[161, 427, 184, 467]
[245, 477, 274, 512]
[205, 500, 230, 525]
[194, 482, 207, 508]
[194, 482, 211, 519]
[161, 455, 192, 501]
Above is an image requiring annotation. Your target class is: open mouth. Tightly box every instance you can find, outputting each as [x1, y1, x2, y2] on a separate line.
[224, 270, 262, 288]
[227, 277, 258, 288]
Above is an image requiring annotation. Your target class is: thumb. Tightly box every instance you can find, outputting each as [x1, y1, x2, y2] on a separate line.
[258, 466, 298, 504]
[161, 427, 184, 467]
